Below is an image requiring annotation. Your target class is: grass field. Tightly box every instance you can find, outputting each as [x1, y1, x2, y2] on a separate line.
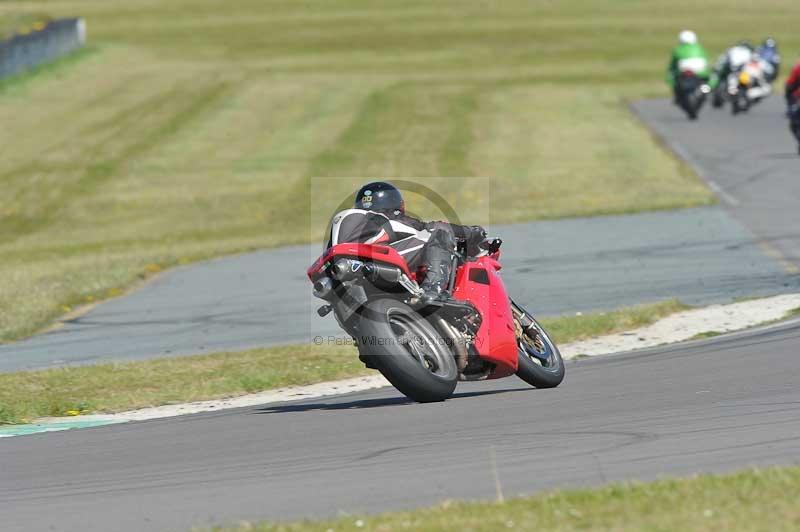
[209, 466, 800, 532]
[1, 0, 798, 341]
[0, 13, 49, 39]
[0, 300, 686, 424]
[0, 343, 368, 424]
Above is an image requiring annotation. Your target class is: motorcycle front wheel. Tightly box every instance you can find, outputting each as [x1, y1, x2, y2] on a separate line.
[356, 298, 458, 402]
[732, 92, 749, 115]
[511, 302, 565, 389]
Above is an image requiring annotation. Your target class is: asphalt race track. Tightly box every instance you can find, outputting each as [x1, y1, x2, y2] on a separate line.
[2, 98, 800, 532]
[1, 207, 796, 371]
[2, 319, 800, 532]
[632, 97, 800, 273]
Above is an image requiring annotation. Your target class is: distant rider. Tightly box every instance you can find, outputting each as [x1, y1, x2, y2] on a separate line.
[757, 37, 781, 82]
[787, 61, 800, 154]
[712, 41, 771, 103]
[327, 181, 486, 302]
[666, 30, 712, 101]
[712, 41, 755, 88]
[785, 60, 800, 112]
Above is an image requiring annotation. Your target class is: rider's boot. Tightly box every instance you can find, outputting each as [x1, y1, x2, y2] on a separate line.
[418, 227, 455, 305]
[419, 261, 452, 304]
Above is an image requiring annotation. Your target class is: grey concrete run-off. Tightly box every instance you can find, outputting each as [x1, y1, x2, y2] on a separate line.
[2, 321, 800, 532]
[632, 97, 800, 272]
[0, 18, 85, 79]
[0, 207, 795, 372]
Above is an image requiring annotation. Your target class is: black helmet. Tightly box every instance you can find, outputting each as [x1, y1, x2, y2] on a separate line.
[354, 181, 404, 213]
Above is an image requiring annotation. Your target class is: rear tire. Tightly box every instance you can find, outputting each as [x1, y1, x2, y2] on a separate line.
[685, 93, 703, 120]
[679, 96, 697, 120]
[357, 298, 457, 402]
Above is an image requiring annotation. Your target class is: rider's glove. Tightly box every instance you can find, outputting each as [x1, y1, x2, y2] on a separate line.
[465, 225, 487, 256]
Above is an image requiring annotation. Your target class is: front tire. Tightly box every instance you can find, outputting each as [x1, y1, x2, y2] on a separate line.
[732, 92, 749, 115]
[512, 304, 565, 389]
[357, 298, 457, 402]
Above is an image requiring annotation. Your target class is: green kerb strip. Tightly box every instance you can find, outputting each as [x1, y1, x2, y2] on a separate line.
[0, 419, 124, 438]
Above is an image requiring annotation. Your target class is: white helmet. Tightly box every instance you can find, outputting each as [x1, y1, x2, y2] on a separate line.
[678, 30, 698, 45]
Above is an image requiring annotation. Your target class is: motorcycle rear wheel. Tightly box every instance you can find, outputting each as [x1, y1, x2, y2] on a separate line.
[682, 92, 704, 120]
[357, 298, 458, 402]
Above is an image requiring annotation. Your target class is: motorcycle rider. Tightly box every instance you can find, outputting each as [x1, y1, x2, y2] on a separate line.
[786, 60, 800, 111]
[757, 37, 781, 82]
[786, 60, 800, 153]
[712, 41, 771, 104]
[327, 181, 486, 302]
[666, 30, 712, 102]
[713, 40, 755, 85]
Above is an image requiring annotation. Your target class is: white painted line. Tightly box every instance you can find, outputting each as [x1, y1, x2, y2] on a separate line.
[707, 180, 740, 207]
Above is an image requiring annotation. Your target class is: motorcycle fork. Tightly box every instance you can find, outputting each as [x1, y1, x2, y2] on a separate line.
[510, 301, 548, 359]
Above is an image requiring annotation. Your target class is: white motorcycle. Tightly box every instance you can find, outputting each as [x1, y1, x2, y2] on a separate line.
[727, 60, 771, 115]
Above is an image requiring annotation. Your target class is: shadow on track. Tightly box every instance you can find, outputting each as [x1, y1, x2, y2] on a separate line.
[252, 387, 532, 414]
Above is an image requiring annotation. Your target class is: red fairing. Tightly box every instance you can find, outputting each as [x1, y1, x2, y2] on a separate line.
[451, 255, 518, 378]
[307, 243, 414, 280]
[788, 63, 800, 100]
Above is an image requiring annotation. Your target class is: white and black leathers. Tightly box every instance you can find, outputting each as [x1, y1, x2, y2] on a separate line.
[327, 208, 485, 295]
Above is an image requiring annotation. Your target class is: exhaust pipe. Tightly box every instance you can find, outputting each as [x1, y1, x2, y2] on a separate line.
[330, 258, 364, 281]
[363, 263, 402, 287]
[313, 277, 334, 299]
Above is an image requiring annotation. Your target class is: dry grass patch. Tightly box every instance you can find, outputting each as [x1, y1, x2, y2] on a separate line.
[209, 466, 800, 532]
[0, 13, 50, 40]
[0, 343, 367, 424]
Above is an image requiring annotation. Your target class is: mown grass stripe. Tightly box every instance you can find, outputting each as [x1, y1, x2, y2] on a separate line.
[0, 80, 232, 244]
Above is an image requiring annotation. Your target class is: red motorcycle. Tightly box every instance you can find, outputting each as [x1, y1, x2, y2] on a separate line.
[307, 237, 564, 402]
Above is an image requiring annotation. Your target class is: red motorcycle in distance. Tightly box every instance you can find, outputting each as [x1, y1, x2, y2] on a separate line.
[790, 104, 800, 156]
[307, 237, 565, 402]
